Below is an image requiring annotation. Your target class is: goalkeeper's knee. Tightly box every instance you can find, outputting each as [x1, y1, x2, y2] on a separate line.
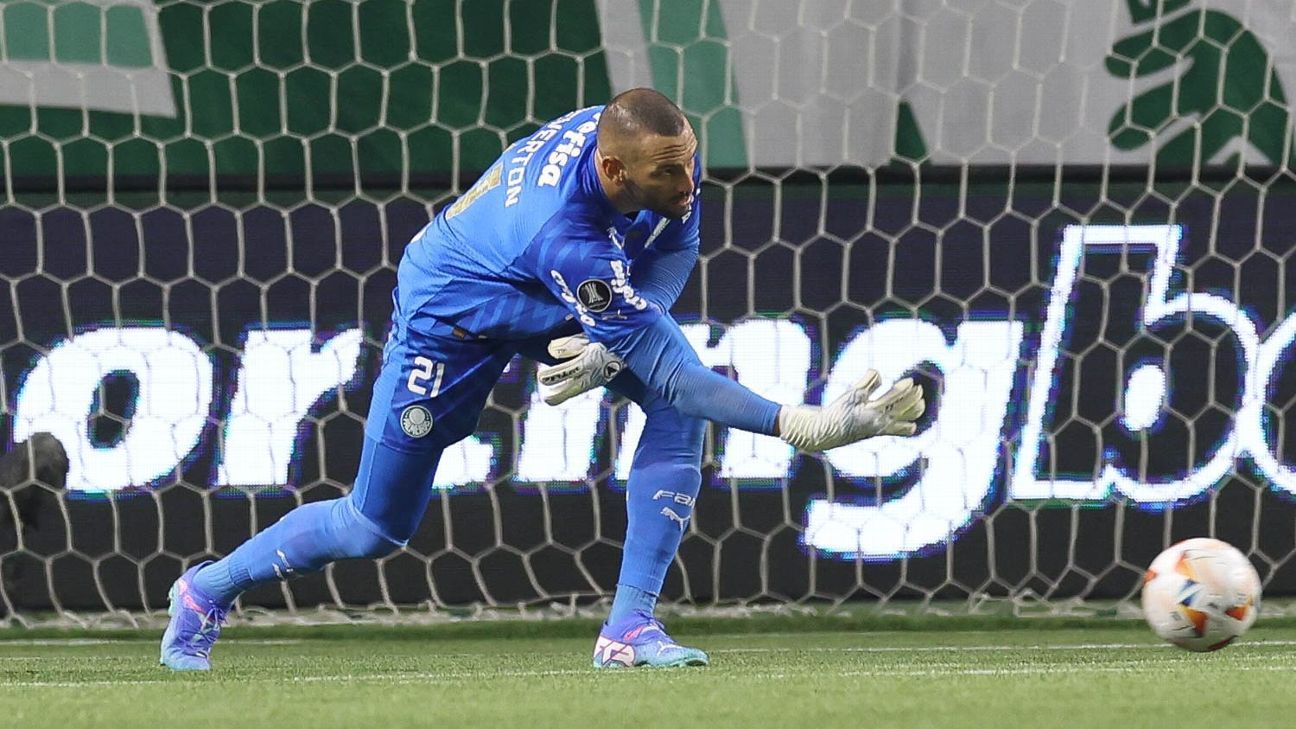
[331, 497, 406, 560]
[639, 398, 706, 463]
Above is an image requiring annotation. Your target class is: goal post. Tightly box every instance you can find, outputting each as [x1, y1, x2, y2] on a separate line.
[2, 0, 1296, 625]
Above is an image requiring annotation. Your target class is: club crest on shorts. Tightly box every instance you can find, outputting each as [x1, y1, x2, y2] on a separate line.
[577, 279, 613, 312]
[400, 405, 434, 438]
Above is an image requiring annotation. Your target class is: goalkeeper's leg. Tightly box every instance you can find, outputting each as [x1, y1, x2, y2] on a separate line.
[159, 437, 442, 671]
[161, 322, 513, 671]
[595, 374, 708, 668]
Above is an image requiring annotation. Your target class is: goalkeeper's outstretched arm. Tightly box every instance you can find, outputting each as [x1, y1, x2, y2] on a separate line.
[605, 316, 924, 452]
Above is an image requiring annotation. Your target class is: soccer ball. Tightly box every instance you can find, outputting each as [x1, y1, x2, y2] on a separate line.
[1141, 538, 1261, 652]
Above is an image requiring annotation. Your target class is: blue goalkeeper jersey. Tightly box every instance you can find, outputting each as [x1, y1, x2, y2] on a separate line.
[396, 106, 701, 344]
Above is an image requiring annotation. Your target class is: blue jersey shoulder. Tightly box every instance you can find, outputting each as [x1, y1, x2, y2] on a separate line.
[418, 106, 606, 271]
[395, 106, 696, 343]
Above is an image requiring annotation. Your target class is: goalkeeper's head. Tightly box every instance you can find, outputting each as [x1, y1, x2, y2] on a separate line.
[595, 88, 697, 220]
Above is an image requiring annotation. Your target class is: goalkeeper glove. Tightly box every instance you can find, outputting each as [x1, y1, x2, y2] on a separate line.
[778, 370, 925, 451]
[536, 334, 625, 406]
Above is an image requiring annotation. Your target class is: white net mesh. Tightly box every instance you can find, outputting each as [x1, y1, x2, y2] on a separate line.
[2, 0, 1296, 627]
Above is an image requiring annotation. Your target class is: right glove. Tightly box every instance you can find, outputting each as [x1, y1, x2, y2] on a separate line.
[535, 334, 625, 406]
[777, 369, 925, 452]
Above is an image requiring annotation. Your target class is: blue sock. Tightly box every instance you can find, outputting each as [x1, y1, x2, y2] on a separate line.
[607, 584, 657, 625]
[191, 498, 400, 607]
[192, 437, 443, 607]
[608, 402, 704, 626]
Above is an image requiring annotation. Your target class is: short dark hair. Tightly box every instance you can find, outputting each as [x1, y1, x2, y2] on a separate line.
[598, 88, 689, 140]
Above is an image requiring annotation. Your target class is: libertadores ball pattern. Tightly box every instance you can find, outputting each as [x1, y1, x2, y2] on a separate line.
[1141, 538, 1261, 652]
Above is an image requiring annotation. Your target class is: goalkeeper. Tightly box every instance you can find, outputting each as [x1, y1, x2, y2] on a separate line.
[160, 88, 924, 671]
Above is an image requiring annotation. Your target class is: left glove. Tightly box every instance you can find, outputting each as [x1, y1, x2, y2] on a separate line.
[536, 334, 626, 406]
[777, 369, 925, 451]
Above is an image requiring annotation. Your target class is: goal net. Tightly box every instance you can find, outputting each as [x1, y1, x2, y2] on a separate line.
[2, 0, 1296, 626]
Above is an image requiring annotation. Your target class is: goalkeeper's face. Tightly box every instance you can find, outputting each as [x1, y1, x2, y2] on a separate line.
[619, 131, 698, 220]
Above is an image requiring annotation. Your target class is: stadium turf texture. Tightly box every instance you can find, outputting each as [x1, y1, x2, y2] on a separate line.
[2, 618, 1295, 728]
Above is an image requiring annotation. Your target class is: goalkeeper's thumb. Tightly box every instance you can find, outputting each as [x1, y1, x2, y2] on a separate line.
[537, 338, 624, 406]
[777, 370, 925, 452]
[546, 334, 590, 360]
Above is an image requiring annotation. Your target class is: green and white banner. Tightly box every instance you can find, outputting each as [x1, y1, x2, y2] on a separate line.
[0, 0, 173, 115]
[0, 0, 1292, 181]
[598, 0, 1296, 168]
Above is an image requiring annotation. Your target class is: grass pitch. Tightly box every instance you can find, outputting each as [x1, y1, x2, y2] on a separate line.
[2, 618, 1296, 728]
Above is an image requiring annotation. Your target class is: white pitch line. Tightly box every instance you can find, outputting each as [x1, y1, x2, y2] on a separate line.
[714, 639, 1296, 654]
[8, 656, 1296, 689]
[4, 640, 1296, 688]
[1, 679, 174, 688]
[0, 656, 126, 661]
[2, 638, 1293, 652]
[0, 639, 303, 646]
[722, 664, 1296, 681]
[0, 639, 126, 646]
[0, 671, 592, 689]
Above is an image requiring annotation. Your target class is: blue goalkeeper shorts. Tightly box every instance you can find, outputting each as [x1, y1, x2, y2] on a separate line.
[353, 316, 520, 539]
[364, 316, 516, 454]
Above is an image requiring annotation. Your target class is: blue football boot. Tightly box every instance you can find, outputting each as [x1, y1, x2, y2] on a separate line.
[592, 612, 709, 668]
[159, 562, 228, 671]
